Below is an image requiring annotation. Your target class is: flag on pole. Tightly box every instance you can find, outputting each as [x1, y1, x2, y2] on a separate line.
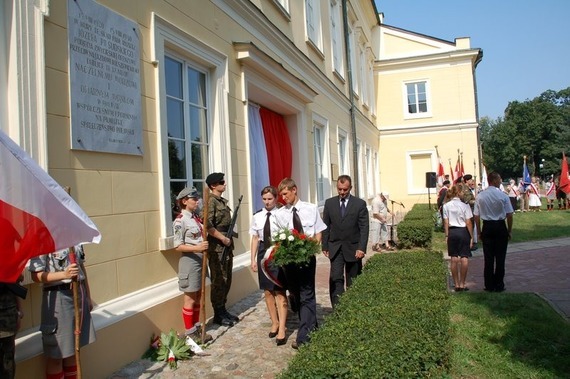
[522, 157, 531, 189]
[560, 152, 570, 194]
[448, 159, 454, 182]
[454, 154, 461, 182]
[481, 165, 489, 190]
[459, 153, 465, 178]
[434, 146, 445, 186]
[0, 130, 101, 282]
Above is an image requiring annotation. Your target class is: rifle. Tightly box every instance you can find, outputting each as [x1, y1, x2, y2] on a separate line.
[221, 195, 243, 264]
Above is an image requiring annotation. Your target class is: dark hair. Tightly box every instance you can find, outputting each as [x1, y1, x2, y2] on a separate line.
[337, 175, 352, 185]
[261, 186, 278, 197]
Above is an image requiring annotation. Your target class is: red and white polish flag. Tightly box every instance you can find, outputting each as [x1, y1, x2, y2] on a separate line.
[0, 130, 101, 283]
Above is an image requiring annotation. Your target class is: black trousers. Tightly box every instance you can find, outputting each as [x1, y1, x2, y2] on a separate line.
[284, 256, 317, 344]
[329, 249, 362, 307]
[481, 220, 509, 291]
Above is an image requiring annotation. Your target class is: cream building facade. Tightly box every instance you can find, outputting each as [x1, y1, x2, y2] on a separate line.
[2, 1, 480, 377]
[376, 23, 482, 207]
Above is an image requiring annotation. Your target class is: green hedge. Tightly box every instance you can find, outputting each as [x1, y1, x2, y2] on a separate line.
[279, 251, 451, 378]
[396, 204, 434, 249]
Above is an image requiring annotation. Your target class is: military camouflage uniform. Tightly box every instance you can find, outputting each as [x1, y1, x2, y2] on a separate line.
[0, 285, 18, 379]
[206, 194, 233, 311]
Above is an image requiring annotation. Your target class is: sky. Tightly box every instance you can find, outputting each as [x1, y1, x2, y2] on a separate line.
[375, 0, 570, 120]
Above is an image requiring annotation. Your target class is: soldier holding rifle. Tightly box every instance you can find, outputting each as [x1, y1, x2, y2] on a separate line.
[205, 172, 240, 327]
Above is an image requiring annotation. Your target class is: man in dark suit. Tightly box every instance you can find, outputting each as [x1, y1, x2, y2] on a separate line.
[322, 175, 369, 308]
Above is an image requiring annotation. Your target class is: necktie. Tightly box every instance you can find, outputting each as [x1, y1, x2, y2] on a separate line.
[292, 207, 304, 233]
[263, 212, 271, 249]
[340, 198, 346, 218]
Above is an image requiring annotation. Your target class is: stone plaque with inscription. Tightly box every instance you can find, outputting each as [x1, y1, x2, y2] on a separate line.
[68, 0, 142, 155]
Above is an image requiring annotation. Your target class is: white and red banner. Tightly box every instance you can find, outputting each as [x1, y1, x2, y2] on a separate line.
[0, 130, 101, 282]
[560, 153, 570, 194]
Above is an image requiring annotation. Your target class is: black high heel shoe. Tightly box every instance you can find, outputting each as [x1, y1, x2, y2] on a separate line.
[268, 330, 279, 338]
[276, 337, 286, 346]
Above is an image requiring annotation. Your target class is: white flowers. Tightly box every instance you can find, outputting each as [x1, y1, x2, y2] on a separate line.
[287, 235, 295, 241]
[279, 233, 287, 240]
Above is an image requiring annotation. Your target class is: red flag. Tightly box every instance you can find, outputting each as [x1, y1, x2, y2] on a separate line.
[454, 157, 461, 181]
[435, 147, 445, 186]
[0, 130, 101, 282]
[560, 152, 570, 194]
[449, 159, 454, 182]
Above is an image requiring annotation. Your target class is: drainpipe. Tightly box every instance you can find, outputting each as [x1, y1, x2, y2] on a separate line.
[342, 0, 359, 194]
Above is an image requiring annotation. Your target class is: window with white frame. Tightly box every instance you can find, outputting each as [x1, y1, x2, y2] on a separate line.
[406, 150, 436, 194]
[313, 121, 326, 202]
[359, 44, 367, 105]
[405, 81, 430, 117]
[330, 0, 344, 77]
[368, 59, 376, 115]
[348, 25, 358, 95]
[165, 55, 210, 217]
[356, 139, 363, 197]
[305, 0, 323, 51]
[365, 145, 373, 197]
[338, 129, 348, 175]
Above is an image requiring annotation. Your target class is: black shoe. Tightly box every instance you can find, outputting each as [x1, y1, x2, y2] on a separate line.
[276, 337, 286, 346]
[484, 288, 494, 292]
[213, 314, 235, 327]
[223, 309, 239, 323]
[495, 287, 506, 293]
[269, 330, 279, 338]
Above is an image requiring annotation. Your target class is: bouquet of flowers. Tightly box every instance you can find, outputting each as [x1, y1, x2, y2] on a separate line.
[142, 329, 191, 369]
[270, 227, 321, 266]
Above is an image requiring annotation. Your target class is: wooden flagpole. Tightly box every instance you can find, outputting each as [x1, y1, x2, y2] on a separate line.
[64, 187, 82, 378]
[200, 184, 210, 342]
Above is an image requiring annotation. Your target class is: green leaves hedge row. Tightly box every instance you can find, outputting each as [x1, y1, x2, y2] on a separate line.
[280, 251, 451, 378]
[397, 204, 435, 249]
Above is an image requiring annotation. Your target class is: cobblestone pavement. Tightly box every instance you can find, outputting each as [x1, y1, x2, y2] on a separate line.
[110, 237, 570, 378]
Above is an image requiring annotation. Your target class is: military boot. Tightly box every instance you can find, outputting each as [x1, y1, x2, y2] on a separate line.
[213, 308, 234, 327]
[222, 307, 239, 323]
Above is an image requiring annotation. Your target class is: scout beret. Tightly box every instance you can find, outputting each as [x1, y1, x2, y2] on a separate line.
[176, 186, 200, 200]
[205, 172, 225, 186]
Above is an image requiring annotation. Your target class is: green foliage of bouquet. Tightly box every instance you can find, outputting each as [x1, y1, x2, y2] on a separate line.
[271, 227, 321, 266]
[143, 329, 191, 369]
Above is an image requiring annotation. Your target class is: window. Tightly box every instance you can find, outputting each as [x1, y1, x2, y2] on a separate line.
[330, 0, 344, 77]
[348, 25, 358, 95]
[313, 123, 325, 202]
[338, 130, 348, 175]
[359, 44, 367, 103]
[368, 59, 376, 115]
[365, 146, 373, 198]
[305, 0, 323, 51]
[405, 81, 429, 116]
[165, 55, 209, 216]
[406, 150, 437, 194]
[273, 0, 290, 17]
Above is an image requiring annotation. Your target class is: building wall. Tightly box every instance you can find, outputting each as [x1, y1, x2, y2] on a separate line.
[375, 24, 481, 207]
[13, 0, 381, 376]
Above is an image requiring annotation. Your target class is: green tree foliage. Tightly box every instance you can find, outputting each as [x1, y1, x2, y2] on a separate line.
[481, 87, 570, 179]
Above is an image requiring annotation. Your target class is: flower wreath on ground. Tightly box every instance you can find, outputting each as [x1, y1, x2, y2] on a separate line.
[261, 225, 321, 286]
[142, 329, 191, 369]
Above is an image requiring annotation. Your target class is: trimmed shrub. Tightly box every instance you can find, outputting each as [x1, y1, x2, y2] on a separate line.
[279, 251, 451, 379]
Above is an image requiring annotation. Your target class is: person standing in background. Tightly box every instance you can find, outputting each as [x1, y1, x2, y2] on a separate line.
[322, 175, 369, 308]
[275, 178, 327, 349]
[371, 192, 393, 251]
[249, 186, 288, 346]
[29, 245, 96, 379]
[474, 172, 514, 293]
[205, 172, 239, 327]
[443, 184, 474, 292]
[173, 186, 212, 345]
[0, 276, 24, 379]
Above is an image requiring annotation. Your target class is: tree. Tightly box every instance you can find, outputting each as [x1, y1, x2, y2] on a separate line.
[481, 87, 570, 179]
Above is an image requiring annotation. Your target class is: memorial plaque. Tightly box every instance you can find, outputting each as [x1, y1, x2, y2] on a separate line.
[68, 0, 142, 155]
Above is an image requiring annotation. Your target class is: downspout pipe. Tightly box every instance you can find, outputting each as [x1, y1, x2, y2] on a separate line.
[342, 0, 359, 194]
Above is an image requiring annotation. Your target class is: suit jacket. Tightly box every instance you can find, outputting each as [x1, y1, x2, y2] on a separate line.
[322, 195, 369, 262]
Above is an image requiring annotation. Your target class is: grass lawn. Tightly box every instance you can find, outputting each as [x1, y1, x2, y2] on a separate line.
[430, 202, 570, 378]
